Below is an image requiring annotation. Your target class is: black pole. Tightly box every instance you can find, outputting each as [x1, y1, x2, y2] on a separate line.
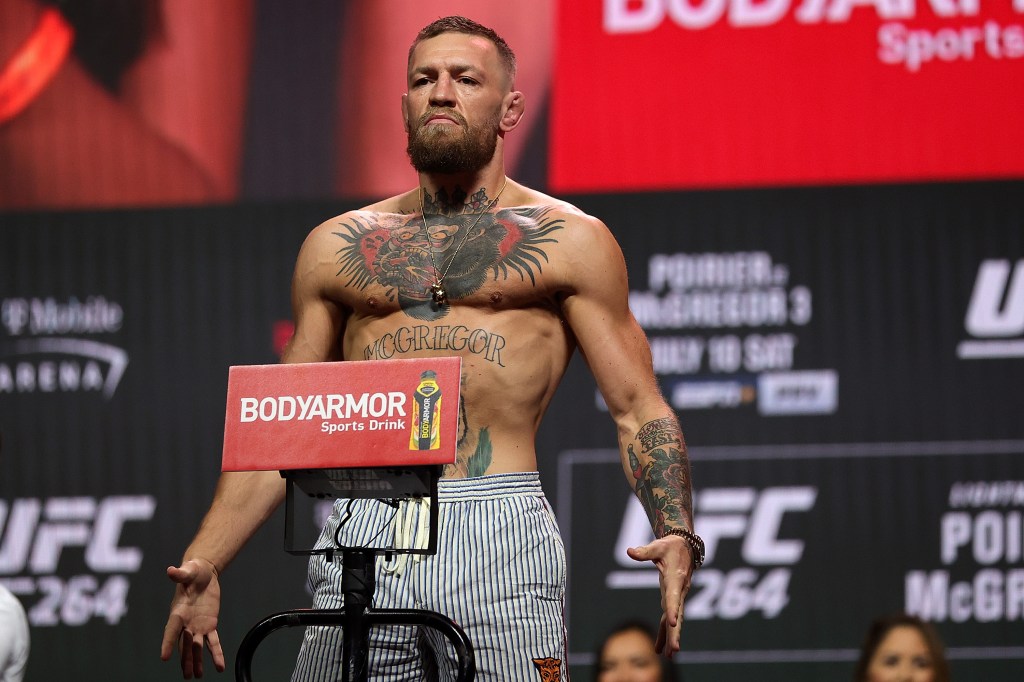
[340, 549, 375, 682]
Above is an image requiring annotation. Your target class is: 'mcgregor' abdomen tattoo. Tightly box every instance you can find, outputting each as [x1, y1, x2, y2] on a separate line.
[333, 206, 563, 321]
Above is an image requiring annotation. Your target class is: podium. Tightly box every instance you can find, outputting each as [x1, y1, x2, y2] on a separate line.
[221, 358, 475, 682]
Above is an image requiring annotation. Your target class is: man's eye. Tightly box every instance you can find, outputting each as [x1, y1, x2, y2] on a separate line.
[458, 77, 477, 85]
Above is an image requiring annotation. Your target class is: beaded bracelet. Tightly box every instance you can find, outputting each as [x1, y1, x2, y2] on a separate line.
[663, 528, 705, 570]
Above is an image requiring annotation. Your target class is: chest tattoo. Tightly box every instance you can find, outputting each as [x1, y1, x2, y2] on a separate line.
[333, 206, 563, 321]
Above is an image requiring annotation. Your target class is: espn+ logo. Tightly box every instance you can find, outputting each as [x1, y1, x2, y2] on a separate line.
[610, 486, 816, 620]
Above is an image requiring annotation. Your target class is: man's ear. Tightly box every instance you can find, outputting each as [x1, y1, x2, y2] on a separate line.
[499, 91, 525, 132]
[401, 93, 411, 132]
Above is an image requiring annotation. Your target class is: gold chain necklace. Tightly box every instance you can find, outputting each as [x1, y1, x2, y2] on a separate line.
[418, 177, 507, 305]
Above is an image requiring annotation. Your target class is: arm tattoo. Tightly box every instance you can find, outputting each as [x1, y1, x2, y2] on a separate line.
[628, 417, 692, 537]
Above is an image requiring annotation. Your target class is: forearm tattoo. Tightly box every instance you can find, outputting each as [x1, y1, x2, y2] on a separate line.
[628, 417, 692, 537]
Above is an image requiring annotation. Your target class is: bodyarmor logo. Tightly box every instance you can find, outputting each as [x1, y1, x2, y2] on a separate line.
[0, 496, 155, 627]
[606, 486, 816, 620]
[957, 259, 1024, 359]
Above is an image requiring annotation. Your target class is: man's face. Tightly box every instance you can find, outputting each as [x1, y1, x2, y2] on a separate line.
[404, 32, 510, 175]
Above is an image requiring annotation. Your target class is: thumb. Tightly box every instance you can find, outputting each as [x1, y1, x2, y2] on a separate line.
[626, 544, 653, 562]
[166, 563, 196, 585]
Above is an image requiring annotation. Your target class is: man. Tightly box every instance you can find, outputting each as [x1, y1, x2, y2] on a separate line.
[161, 16, 701, 681]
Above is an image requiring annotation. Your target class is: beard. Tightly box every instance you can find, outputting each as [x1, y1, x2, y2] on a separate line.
[406, 108, 500, 174]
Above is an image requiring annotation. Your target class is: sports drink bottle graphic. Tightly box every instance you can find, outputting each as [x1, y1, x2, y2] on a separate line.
[409, 370, 442, 450]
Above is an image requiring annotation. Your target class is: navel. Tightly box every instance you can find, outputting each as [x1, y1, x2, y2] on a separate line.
[489, 291, 504, 305]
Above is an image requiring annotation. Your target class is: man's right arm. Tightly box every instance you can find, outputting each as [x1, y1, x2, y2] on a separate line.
[160, 221, 347, 677]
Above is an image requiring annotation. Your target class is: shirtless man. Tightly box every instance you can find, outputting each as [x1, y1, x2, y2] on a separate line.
[161, 16, 701, 681]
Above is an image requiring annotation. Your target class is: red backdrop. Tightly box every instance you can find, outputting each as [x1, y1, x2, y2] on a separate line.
[550, 0, 1024, 191]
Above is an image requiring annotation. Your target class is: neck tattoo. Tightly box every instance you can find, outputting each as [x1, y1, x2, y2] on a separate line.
[418, 177, 508, 305]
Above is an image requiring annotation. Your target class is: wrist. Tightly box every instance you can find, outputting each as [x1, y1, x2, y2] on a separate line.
[183, 554, 221, 577]
[662, 527, 705, 570]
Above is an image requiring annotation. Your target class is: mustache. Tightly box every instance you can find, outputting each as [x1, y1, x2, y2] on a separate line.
[417, 108, 468, 127]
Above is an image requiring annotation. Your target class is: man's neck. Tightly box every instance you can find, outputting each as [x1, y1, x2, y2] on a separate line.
[418, 169, 507, 215]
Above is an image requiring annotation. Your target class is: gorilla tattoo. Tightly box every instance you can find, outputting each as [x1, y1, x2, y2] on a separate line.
[334, 200, 564, 321]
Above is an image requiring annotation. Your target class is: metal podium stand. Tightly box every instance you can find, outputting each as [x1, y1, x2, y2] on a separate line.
[234, 466, 476, 682]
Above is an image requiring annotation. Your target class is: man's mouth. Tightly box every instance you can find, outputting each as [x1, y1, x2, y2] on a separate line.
[421, 110, 465, 127]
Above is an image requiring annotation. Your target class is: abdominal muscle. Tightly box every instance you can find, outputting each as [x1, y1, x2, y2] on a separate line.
[343, 304, 573, 478]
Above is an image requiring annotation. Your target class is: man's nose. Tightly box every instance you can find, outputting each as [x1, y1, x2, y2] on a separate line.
[429, 75, 456, 107]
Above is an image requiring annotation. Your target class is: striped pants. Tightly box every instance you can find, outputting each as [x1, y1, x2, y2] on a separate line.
[291, 472, 568, 681]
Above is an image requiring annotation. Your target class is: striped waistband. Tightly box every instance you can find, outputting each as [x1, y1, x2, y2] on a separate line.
[436, 471, 544, 501]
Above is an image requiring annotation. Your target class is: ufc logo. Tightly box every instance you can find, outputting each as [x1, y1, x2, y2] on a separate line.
[615, 486, 817, 566]
[0, 496, 156, 575]
[965, 259, 1024, 338]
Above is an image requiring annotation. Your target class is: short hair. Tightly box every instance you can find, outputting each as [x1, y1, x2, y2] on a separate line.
[853, 613, 951, 682]
[407, 16, 517, 84]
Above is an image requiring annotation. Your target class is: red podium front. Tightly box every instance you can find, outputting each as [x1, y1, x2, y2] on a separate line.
[223, 357, 475, 682]
[223, 356, 461, 504]
[222, 356, 460, 472]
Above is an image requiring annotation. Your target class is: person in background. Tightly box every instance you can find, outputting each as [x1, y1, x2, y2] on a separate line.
[0, 433, 29, 682]
[853, 612, 951, 682]
[0, 582, 30, 681]
[596, 621, 679, 682]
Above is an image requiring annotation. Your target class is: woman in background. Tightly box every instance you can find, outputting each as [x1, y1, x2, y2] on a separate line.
[595, 621, 679, 682]
[854, 613, 951, 682]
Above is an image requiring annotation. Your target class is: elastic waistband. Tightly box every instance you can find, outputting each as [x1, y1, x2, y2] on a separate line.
[436, 471, 543, 501]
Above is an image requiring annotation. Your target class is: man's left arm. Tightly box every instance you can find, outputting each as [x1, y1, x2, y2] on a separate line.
[560, 215, 699, 656]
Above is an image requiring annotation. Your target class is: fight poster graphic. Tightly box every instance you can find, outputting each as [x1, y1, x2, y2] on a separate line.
[629, 250, 836, 416]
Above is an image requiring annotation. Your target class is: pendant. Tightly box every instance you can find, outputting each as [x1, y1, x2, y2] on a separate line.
[430, 282, 447, 305]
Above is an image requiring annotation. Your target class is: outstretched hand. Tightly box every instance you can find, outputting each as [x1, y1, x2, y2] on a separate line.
[626, 535, 693, 656]
[160, 559, 225, 679]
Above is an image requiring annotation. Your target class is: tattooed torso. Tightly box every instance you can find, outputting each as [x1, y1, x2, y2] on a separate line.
[311, 190, 582, 478]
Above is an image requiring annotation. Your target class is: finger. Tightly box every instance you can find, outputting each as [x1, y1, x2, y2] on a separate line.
[160, 614, 185, 661]
[654, 615, 668, 654]
[664, 578, 683, 627]
[180, 630, 195, 680]
[193, 633, 207, 678]
[207, 629, 226, 673]
[167, 564, 196, 585]
[625, 544, 651, 562]
[666, 587, 686, 656]
[667, 611, 683, 654]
